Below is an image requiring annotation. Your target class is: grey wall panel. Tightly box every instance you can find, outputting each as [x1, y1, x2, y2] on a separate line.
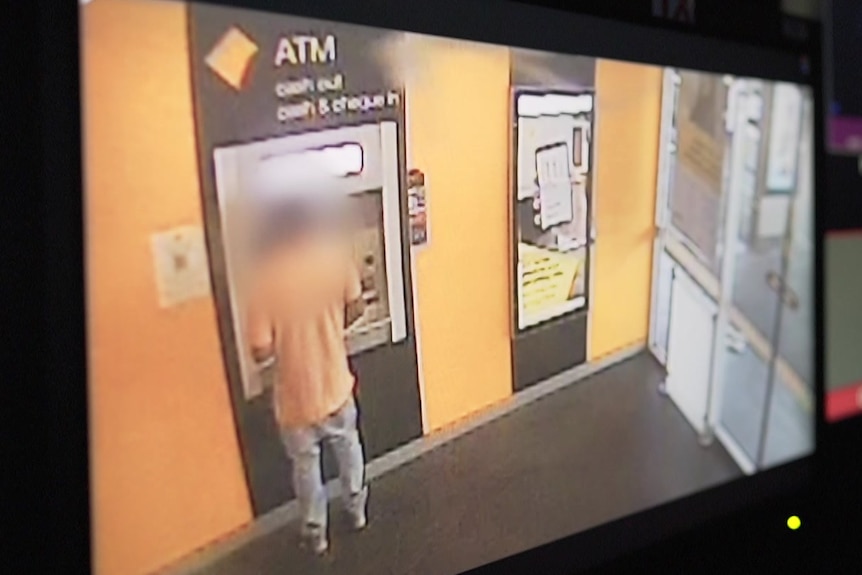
[510, 49, 596, 91]
[513, 313, 589, 391]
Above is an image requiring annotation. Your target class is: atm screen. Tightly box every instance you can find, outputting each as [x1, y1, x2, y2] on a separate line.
[346, 189, 392, 348]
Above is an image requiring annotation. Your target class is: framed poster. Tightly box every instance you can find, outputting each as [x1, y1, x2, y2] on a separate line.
[512, 90, 594, 332]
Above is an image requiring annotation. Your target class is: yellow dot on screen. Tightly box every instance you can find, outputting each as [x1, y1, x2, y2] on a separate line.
[787, 516, 802, 530]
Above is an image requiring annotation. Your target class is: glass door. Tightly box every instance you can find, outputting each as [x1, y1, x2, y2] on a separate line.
[667, 69, 730, 277]
[709, 79, 773, 471]
[712, 81, 814, 471]
[758, 91, 815, 469]
[650, 69, 816, 473]
[652, 68, 730, 443]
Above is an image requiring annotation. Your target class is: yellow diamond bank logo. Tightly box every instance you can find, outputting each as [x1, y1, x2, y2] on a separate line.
[205, 27, 259, 91]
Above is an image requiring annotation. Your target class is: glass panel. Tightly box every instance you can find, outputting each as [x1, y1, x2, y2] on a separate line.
[718, 82, 816, 469]
[760, 93, 815, 468]
[668, 71, 729, 275]
[349, 189, 391, 328]
[730, 82, 792, 359]
[716, 79, 783, 465]
[718, 321, 773, 460]
[772, 91, 815, 394]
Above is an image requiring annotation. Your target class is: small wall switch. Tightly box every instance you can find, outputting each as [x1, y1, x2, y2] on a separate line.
[151, 225, 212, 309]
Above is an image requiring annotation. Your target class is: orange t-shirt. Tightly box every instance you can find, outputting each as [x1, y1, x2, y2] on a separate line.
[246, 234, 362, 429]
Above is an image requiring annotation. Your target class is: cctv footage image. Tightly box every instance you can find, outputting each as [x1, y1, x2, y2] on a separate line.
[81, 1, 815, 574]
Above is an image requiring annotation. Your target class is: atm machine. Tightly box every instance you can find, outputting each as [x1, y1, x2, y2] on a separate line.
[210, 121, 423, 513]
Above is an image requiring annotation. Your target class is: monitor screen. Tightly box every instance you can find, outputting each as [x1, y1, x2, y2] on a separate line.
[79, 1, 817, 574]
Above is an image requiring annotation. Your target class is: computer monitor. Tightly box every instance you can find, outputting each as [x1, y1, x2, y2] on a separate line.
[76, 0, 820, 573]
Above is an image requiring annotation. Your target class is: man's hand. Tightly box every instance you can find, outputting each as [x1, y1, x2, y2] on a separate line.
[345, 298, 367, 329]
[251, 344, 275, 365]
[344, 253, 366, 329]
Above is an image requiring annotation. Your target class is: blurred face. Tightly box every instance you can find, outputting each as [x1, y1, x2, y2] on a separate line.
[252, 192, 351, 259]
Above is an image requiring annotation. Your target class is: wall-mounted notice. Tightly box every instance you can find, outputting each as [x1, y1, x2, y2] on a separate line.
[518, 243, 586, 329]
[408, 169, 429, 247]
[766, 83, 803, 193]
[677, 117, 724, 192]
[536, 143, 575, 230]
[151, 225, 211, 309]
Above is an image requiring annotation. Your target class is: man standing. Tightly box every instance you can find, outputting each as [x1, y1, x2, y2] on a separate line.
[245, 194, 369, 556]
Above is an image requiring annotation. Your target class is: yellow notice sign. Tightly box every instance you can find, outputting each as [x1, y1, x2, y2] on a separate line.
[205, 27, 259, 91]
[677, 117, 724, 192]
[519, 243, 583, 322]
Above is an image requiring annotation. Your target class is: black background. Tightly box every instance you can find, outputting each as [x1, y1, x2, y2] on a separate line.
[827, 0, 862, 119]
[23, 0, 862, 573]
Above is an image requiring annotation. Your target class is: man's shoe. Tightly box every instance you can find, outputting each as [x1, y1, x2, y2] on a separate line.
[346, 488, 368, 531]
[349, 508, 367, 531]
[300, 525, 329, 555]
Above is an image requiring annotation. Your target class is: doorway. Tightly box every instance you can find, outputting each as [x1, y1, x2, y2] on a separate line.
[649, 68, 815, 473]
[714, 84, 815, 470]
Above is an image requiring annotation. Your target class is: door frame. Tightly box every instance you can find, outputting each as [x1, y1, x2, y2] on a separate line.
[648, 68, 679, 366]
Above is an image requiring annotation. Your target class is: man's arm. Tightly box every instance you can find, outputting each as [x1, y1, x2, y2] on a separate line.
[251, 339, 275, 364]
[247, 292, 275, 365]
[344, 259, 366, 328]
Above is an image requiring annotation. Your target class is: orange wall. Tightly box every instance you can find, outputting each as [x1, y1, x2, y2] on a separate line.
[589, 60, 663, 360]
[83, 1, 252, 574]
[406, 37, 514, 431]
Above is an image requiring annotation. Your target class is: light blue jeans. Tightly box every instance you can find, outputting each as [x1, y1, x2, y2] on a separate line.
[281, 396, 367, 533]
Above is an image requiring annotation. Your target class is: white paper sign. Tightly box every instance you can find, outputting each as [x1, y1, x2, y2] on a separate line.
[536, 144, 574, 230]
[151, 225, 212, 308]
[766, 83, 803, 192]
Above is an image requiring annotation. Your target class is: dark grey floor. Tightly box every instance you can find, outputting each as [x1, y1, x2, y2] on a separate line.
[197, 354, 741, 575]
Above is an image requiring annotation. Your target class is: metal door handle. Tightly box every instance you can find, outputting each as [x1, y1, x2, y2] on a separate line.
[765, 271, 800, 311]
[725, 324, 747, 353]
